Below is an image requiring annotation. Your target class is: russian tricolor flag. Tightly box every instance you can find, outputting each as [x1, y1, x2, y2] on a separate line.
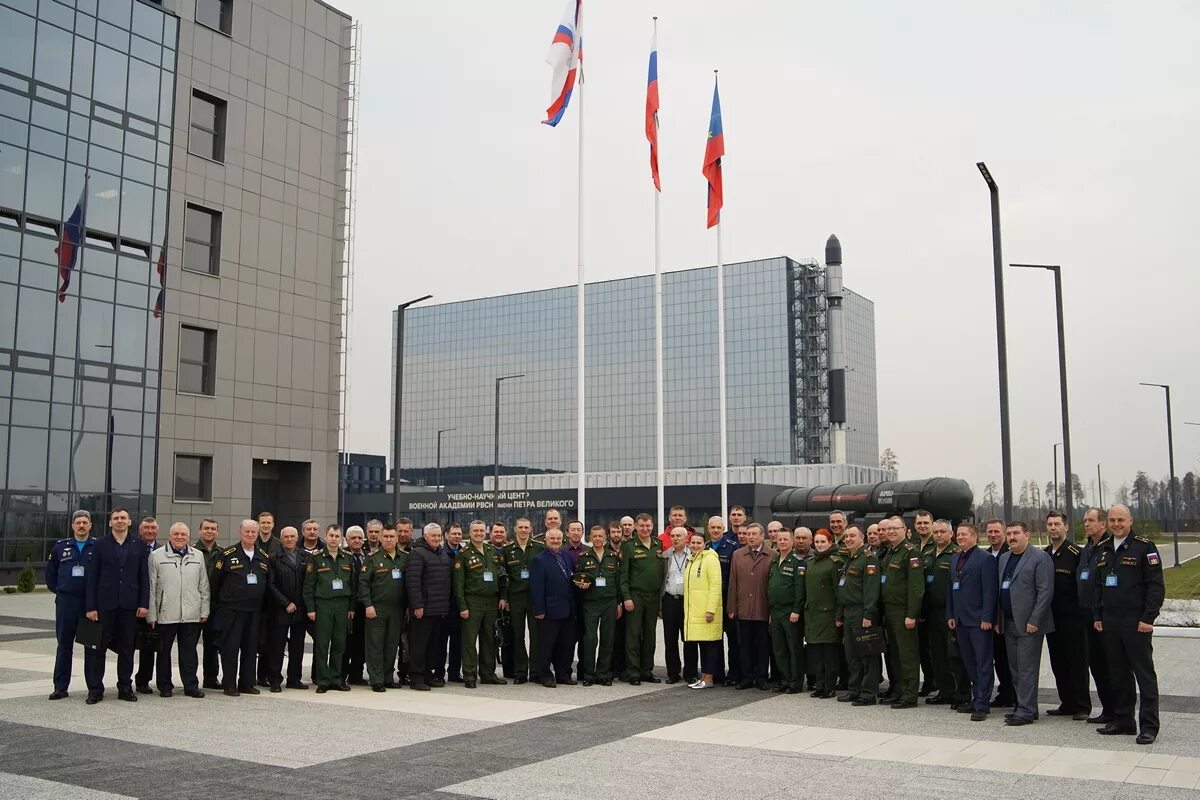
[152, 244, 166, 318]
[702, 77, 724, 229]
[646, 27, 660, 191]
[543, 0, 582, 127]
[55, 180, 88, 303]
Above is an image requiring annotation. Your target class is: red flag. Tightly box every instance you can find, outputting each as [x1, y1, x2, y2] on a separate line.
[152, 245, 166, 318]
[645, 28, 660, 191]
[702, 77, 724, 228]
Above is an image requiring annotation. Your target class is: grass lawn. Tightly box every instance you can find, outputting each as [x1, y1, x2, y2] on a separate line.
[1164, 556, 1200, 600]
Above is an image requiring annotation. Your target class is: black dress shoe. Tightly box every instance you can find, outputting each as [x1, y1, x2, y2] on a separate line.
[514, 676, 527, 685]
[629, 678, 641, 686]
[185, 689, 206, 698]
[384, 681, 399, 689]
[970, 711, 987, 721]
[890, 701, 917, 709]
[1045, 708, 1068, 716]
[918, 685, 933, 697]
[348, 677, 368, 686]
[666, 676, 681, 685]
[736, 681, 754, 690]
[286, 681, 309, 690]
[86, 694, 103, 705]
[448, 675, 464, 683]
[582, 680, 594, 687]
[203, 681, 221, 690]
[256, 679, 271, 688]
[136, 684, 153, 695]
[851, 698, 876, 706]
[1005, 716, 1033, 726]
[159, 689, 173, 698]
[925, 695, 950, 705]
[48, 690, 69, 700]
[599, 678, 613, 686]
[1096, 723, 1137, 736]
[464, 680, 477, 689]
[878, 694, 897, 704]
[315, 686, 328, 694]
[481, 676, 508, 686]
[955, 704, 974, 713]
[785, 686, 801, 694]
[223, 688, 240, 697]
[723, 678, 738, 687]
[372, 685, 386, 692]
[1136, 731, 1157, 745]
[810, 690, 824, 698]
[430, 679, 446, 688]
[757, 681, 770, 691]
[837, 692, 854, 702]
[772, 685, 788, 693]
[1072, 712, 1091, 721]
[270, 685, 282, 693]
[410, 683, 431, 691]
[1087, 713, 1112, 724]
[990, 696, 1015, 708]
[334, 683, 351, 692]
[643, 675, 662, 684]
[560, 678, 578, 686]
[542, 681, 556, 688]
[241, 686, 261, 695]
[118, 691, 138, 702]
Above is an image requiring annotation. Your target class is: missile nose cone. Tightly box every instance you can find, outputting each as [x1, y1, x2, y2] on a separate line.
[825, 234, 842, 266]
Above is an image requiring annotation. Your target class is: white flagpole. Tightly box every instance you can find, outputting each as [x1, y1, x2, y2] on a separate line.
[652, 18, 665, 534]
[717, 221, 728, 517]
[576, 53, 586, 524]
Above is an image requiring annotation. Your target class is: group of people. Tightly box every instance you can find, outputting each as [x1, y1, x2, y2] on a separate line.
[45, 502, 1163, 745]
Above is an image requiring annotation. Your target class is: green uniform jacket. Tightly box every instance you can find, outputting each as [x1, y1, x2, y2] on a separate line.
[619, 536, 663, 600]
[501, 539, 545, 601]
[923, 545, 955, 615]
[453, 543, 503, 607]
[195, 541, 220, 583]
[576, 547, 621, 603]
[767, 551, 807, 614]
[837, 548, 880, 622]
[303, 549, 357, 607]
[358, 548, 408, 614]
[879, 540, 925, 618]
[804, 550, 843, 644]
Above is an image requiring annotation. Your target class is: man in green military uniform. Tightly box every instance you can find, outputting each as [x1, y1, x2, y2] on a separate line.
[837, 525, 881, 706]
[768, 528, 806, 694]
[501, 517, 544, 684]
[619, 513, 663, 685]
[576, 524, 621, 686]
[923, 519, 961, 706]
[454, 520, 507, 688]
[911, 509, 937, 696]
[302, 525, 355, 693]
[879, 516, 925, 708]
[360, 525, 407, 691]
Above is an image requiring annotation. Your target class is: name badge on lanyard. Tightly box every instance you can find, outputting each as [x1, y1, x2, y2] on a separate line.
[1105, 574, 1117, 587]
[952, 581, 961, 591]
[1079, 570, 1089, 581]
[391, 569, 402, 580]
[520, 569, 530, 580]
[1001, 580, 1011, 590]
[483, 571, 494, 582]
[331, 578, 344, 591]
[72, 565, 85, 578]
[246, 573, 258, 585]
[596, 576, 607, 587]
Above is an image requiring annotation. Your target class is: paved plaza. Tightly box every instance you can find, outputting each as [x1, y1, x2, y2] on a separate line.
[1, 593, 1199, 799]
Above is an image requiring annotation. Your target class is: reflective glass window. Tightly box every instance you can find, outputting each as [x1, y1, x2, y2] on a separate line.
[174, 454, 211, 501]
[189, 90, 225, 162]
[196, 0, 233, 35]
[0, 8, 35, 76]
[178, 325, 215, 395]
[183, 204, 220, 275]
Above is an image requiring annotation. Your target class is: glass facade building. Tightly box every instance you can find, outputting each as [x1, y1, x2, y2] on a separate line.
[394, 256, 878, 486]
[0, 0, 178, 565]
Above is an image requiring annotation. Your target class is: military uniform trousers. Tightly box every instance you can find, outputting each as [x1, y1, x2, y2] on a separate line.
[580, 601, 617, 681]
[200, 615, 220, 687]
[268, 618, 307, 687]
[312, 597, 351, 688]
[918, 612, 935, 693]
[508, 592, 539, 679]
[842, 618, 881, 701]
[1103, 612, 1159, 736]
[884, 604, 920, 703]
[216, 607, 260, 691]
[53, 594, 100, 692]
[768, 609, 804, 688]
[461, 597, 498, 681]
[256, 611, 276, 684]
[1046, 613, 1091, 714]
[1086, 622, 1114, 717]
[365, 610, 403, 686]
[807, 643, 840, 693]
[343, 602, 367, 682]
[624, 590, 660, 679]
[925, 607, 955, 700]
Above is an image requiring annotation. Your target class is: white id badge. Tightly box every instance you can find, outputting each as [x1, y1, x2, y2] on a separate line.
[1079, 570, 1089, 581]
[1105, 575, 1118, 587]
[520, 569, 530, 580]
[838, 578, 846, 587]
[483, 571, 494, 582]
[880, 575, 888, 585]
[72, 565, 85, 577]
[925, 574, 933, 584]
[391, 569, 402, 580]
[331, 578, 344, 591]
[246, 573, 258, 585]
[595, 576, 607, 587]
[1001, 580, 1011, 590]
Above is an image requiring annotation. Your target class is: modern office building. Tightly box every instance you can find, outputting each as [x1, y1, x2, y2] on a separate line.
[0, 0, 355, 568]
[389, 253, 881, 524]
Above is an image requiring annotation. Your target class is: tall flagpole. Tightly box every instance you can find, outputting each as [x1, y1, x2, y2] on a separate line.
[576, 50, 586, 524]
[652, 17, 665, 532]
[714, 70, 728, 518]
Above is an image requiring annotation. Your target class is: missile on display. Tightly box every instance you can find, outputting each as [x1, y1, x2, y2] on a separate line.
[825, 234, 847, 463]
[770, 477, 975, 531]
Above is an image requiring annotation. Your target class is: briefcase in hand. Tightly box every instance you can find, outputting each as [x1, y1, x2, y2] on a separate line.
[75, 617, 103, 650]
[854, 627, 886, 656]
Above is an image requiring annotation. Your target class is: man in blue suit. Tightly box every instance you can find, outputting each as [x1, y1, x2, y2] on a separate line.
[84, 507, 150, 704]
[46, 510, 98, 700]
[530, 529, 578, 688]
[946, 521, 998, 721]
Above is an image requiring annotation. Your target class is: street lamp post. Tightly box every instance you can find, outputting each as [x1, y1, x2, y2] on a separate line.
[978, 162, 1013, 519]
[493, 374, 524, 518]
[1140, 382, 1179, 567]
[1052, 442, 1062, 510]
[1012, 263, 1074, 529]
[1097, 463, 1104, 508]
[392, 295, 433, 525]
[435, 427, 456, 491]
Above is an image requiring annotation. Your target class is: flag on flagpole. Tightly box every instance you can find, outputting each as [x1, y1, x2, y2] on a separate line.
[56, 179, 88, 303]
[645, 25, 660, 191]
[702, 77, 724, 229]
[152, 245, 166, 318]
[543, 0, 582, 126]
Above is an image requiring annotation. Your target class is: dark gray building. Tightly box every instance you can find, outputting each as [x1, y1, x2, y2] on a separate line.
[392, 255, 878, 491]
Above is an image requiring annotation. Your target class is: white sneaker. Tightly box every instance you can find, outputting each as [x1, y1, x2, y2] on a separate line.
[689, 680, 710, 690]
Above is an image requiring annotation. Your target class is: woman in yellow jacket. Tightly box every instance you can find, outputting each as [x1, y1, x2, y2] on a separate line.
[682, 531, 723, 689]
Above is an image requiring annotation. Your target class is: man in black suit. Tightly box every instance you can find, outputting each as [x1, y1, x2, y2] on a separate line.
[266, 526, 310, 691]
[84, 508, 150, 704]
[983, 518, 1014, 707]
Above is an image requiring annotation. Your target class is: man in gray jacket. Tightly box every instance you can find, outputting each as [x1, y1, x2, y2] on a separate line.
[148, 522, 210, 698]
[997, 521, 1054, 726]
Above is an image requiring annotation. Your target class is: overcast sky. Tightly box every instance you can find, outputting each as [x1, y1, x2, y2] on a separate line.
[332, 0, 1199, 503]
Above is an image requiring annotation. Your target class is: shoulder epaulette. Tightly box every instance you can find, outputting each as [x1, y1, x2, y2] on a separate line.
[1134, 535, 1153, 544]
[221, 546, 238, 555]
[1067, 543, 1081, 555]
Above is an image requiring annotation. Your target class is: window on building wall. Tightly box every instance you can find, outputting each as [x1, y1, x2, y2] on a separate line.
[178, 325, 216, 395]
[189, 90, 226, 162]
[196, 0, 233, 36]
[174, 454, 213, 501]
[183, 204, 221, 275]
